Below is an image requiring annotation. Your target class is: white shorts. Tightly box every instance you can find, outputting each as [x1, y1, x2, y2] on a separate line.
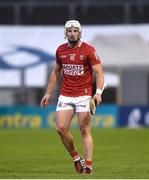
[56, 95, 91, 112]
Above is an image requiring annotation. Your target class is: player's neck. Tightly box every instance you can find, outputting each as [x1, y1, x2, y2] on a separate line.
[68, 40, 82, 49]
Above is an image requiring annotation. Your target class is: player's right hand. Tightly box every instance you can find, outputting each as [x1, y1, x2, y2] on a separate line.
[40, 94, 51, 108]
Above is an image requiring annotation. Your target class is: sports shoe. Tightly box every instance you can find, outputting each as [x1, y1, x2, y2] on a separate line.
[89, 98, 96, 115]
[82, 167, 92, 174]
[74, 157, 85, 173]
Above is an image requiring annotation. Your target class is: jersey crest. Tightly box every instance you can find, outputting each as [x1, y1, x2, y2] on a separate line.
[79, 54, 84, 61]
[69, 54, 75, 61]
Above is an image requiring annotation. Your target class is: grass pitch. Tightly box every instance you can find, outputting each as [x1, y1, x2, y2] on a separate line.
[0, 128, 149, 179]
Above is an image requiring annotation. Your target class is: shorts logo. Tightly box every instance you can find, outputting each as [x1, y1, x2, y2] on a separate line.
[58, 102, 63, 107]
[69, 54, 75, 61]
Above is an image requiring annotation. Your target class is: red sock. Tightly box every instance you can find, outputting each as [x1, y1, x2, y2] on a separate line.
[70, 150, 80, 161]
[86, 160, 92, 169]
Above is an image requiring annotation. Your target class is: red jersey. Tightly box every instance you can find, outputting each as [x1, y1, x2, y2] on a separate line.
[56, 42, 101, 96]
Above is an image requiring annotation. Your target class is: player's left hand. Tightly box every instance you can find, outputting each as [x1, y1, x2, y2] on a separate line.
[93, 93, 102, 105]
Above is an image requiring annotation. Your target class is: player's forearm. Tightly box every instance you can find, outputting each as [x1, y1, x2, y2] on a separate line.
[46, 71, 59, 95]
[95, 70, 104, 90]
[93, 64, 105, 90]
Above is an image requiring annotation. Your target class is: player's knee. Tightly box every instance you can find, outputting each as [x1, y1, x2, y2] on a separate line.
[56, 126, 67, 136]
[80, 126, 90, 137]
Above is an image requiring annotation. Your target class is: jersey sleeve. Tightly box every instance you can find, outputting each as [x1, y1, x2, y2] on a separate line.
[56, 48, 62, 65]
[88, 46, 101, 65]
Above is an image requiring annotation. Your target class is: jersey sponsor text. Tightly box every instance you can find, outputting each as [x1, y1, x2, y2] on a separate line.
[63, 64, 84, 76]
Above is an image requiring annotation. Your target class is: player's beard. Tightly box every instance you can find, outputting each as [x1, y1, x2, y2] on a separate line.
[68, 37, 80, 46]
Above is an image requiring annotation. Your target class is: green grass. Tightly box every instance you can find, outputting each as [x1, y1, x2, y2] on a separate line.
[0, 128, 149, 179]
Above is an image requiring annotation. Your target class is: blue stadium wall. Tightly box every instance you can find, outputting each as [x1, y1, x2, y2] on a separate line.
[0, 105, 149, 128]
